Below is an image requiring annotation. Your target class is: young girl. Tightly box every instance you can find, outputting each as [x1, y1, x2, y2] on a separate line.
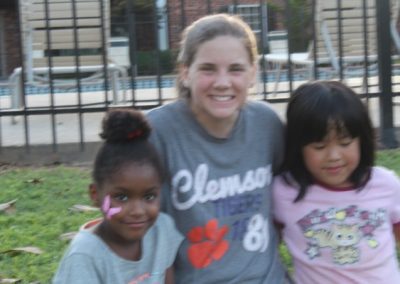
[53, 109, 183, 284]
[273, 80, 400, 283]
[148, 14, 288, 283]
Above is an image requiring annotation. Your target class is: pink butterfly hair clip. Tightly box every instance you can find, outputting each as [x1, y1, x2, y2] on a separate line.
[101, 195, 122, 220]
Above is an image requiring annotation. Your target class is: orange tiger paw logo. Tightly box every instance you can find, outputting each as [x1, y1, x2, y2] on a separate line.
[187, 219, 229, 269]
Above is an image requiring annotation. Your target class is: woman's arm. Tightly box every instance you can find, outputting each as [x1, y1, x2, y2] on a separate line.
[274, 220, 285, 242]
[393, 223, 400, 244]
[164, 266, 175, 284]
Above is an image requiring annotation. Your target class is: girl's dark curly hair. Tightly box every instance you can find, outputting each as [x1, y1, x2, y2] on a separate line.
[93, 108, 165, 187]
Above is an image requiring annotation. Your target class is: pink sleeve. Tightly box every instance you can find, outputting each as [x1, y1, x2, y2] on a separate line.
[389, 170, 400, 224]
[271, 175, 286, 224]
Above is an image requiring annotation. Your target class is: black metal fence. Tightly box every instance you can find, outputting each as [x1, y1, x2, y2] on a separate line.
[0, 0, 398, 161]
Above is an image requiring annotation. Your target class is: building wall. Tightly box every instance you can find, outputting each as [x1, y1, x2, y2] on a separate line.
[0, 0, 288, 78]
[268, 0, 286, 30]
[0, 8, 21, 78]
[134, 12, 156, 51]
[167, 0, 285, 50]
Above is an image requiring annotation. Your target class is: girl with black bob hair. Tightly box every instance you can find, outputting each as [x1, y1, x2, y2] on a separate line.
[283, 80, 375, 202]
[53, 109, 183, 284]
[272, 80, 400, 284]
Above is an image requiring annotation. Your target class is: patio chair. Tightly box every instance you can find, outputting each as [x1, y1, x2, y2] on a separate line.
[391, 0, 400, 54]
[10, 0, 127, 110]
[263, 0, 399, 95]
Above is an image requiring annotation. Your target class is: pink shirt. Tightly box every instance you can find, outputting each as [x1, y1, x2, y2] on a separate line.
[272, 166, 400, 284]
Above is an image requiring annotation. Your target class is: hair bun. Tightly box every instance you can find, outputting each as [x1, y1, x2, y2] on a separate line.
[99, 108, 151, 143]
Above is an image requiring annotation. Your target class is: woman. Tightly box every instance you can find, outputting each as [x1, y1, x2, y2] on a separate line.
[148, 14, 287, 283]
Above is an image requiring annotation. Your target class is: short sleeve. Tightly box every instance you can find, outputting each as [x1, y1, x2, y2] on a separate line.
[255, 101, 285, 174]
[271, 175, 286, 225]
[53, 254, 101, 284]
[161, 213, 184, 267]
[389, 170, 400, 224]
[147, 109, 172, 213]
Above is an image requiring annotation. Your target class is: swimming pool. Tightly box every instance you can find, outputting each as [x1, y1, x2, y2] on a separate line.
[0, 77, 177, 96]
[0, 68, 391, 97]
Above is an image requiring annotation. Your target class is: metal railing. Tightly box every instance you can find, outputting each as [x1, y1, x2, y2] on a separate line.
[0, 0, 398, 162]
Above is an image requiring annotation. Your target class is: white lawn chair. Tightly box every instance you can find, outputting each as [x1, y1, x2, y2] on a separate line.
[263, 0, 399, 95]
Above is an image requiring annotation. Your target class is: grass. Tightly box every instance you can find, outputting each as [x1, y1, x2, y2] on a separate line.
[0, 149, 400, 283]
[0, 166, 100, 283]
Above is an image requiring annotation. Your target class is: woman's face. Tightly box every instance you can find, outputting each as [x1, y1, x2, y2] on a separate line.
[182, 35, 256, 127]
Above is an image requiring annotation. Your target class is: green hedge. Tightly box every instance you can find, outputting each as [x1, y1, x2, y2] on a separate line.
[136, 49, 177, 76]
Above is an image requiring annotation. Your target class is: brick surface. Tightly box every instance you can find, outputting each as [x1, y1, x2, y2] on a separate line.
[0, 8, 21, 77]
[167, 0, 285, 50]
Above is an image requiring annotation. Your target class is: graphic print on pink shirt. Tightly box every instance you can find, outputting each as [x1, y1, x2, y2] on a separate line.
[297, 205, 386, 265]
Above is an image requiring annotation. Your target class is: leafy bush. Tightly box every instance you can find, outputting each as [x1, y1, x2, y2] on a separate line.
[268, 0, 312, 53]
[136, 49, 177, 76]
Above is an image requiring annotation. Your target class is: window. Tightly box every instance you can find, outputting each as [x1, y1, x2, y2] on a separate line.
[229, 4, 268, 41]
[0, 15, 5, 78]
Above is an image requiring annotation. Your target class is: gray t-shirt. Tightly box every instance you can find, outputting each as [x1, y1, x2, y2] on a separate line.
[53, 213, 183, 284]
[147, 99, 286, 283]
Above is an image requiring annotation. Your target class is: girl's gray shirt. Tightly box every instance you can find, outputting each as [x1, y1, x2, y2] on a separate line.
[147, 99, 286, 283]
[53, 213, 183, 284]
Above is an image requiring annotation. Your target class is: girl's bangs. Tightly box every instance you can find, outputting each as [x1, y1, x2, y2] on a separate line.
[300, 106, 331, 144]
[302, 105, 360, 144]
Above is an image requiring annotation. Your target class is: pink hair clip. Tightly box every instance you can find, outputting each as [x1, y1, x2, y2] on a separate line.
[127, 129, 143, 140]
